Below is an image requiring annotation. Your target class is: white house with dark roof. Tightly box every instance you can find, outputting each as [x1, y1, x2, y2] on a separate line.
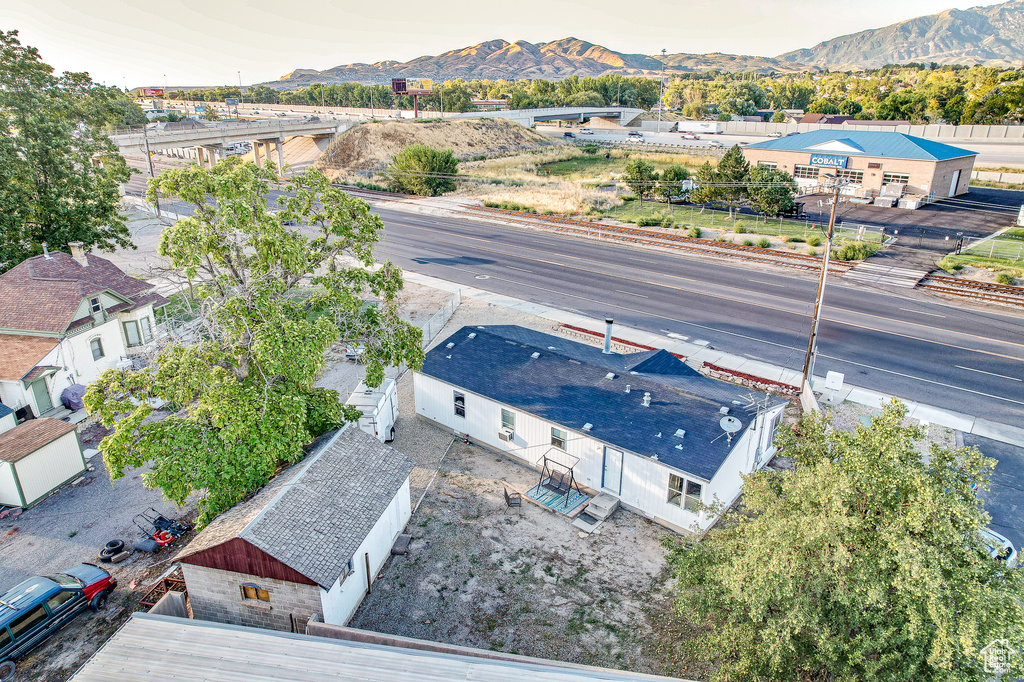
[0, 242, 168, 420]
[414, 326, 787, 534]
[175, 426, 415, 633]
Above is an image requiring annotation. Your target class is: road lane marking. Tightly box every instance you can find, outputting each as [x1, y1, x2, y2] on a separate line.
[900, 308, 946, 318]
[748, 279, 787, 288]
[954, 365, 1022, 381]
[506, 266, 533, 273]
[615, 290, 648, 298]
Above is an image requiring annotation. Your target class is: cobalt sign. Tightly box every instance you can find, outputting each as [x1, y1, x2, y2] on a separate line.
[809, 154, 848, 169]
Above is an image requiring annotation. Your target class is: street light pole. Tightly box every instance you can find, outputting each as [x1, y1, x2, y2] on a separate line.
[657, 48, 666, 133]
[801, 180, 842, 386]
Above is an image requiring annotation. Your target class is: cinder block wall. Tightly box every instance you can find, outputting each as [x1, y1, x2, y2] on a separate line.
[181, 563, 323, 633]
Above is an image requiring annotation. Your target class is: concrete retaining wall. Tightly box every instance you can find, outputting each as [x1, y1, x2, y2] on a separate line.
[720, 120, 1024, 142]
[972, 170, 1024, 184]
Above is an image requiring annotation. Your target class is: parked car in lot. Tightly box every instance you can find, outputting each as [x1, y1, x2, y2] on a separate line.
[980, 527, 1018, 567]
[680, 132, 700, 140]
[0, 564, 116, 680]
[563, 131, 575, 139]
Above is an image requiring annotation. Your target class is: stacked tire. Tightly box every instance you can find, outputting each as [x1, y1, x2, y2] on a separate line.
[98, 540, 130, 563]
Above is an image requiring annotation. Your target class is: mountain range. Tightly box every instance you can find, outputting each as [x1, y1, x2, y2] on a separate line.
[269, 0, 1024, 88]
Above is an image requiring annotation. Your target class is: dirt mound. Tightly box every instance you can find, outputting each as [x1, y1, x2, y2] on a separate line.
[314, 118, 552, 178]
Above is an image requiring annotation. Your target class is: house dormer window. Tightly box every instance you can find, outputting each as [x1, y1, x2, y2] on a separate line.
[89, 337, 104, 360]
[90, 297, 101, 313]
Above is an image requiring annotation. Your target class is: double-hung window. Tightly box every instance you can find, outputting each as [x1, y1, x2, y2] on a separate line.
[89, 337, 104, 360]
[501, 409, 515, 432]
[550, 427, 566, 449]
[453, 391, 466, 418]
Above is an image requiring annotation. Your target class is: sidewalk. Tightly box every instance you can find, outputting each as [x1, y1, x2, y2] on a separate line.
[403, 271, 1024, 449]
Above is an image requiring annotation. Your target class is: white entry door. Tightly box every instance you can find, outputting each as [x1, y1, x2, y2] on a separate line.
[602, 447, 623, 495]
[948, 169, 961, 197]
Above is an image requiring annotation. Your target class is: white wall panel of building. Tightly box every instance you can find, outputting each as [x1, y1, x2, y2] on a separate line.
[413, 371, 779, 533]
[320, 478, 411, 625]
[0, 463, 22, 507]
[13, 431, 86, 506]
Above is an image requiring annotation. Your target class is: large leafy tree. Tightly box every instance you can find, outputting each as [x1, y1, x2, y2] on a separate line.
[655, 163, 690, 205]
[0, 30, 133, 273]
[622, 158, 658, 206]
[668, 401, 1023, 681]
[85, 159, 424, 527]
[746, 166, 798, 217]
[386, 144, 458, 196]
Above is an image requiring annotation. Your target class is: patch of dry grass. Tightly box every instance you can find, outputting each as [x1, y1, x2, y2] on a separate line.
[456, 182, 624, 215]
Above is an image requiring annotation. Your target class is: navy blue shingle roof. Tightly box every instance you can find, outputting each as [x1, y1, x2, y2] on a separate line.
[744, 130, 975, 161]
[421, 326, 786, 481]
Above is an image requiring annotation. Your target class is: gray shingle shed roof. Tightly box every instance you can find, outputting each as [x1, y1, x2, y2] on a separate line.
[421, 326, 786, 481]
[176, 427, 415, 589]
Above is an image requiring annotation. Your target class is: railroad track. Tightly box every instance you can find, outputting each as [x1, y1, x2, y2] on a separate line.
[919, 274, 1024, 308]
[461, 205, 852, 274]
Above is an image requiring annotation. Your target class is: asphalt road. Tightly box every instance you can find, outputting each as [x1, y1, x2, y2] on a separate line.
[372, 205, 1024, 427]
[965, 434, 1024, 552]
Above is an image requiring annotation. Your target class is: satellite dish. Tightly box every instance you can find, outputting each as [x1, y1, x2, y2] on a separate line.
[720, 416, 742, 433]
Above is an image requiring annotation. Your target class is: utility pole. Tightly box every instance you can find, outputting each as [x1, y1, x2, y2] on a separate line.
[142, 124, 161, 218]
[801, 179, 842, 386]
[238, 70, 243, 108]
[320, 82, 325, 110]
[657, 48, 666, 133]
[439, 78, 443, 118]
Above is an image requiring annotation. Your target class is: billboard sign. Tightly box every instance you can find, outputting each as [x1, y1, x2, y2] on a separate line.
[391, 78, 433, 96]
[195, 105, 206, 113]
[809, 154, 848, 169]
[142, 88, 164, 97]
[225, 98, 239, 106]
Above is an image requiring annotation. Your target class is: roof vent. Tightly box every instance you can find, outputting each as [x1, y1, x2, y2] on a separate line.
[642, 392, 651, 407]
[605, 372, 616, 380]
[446, 342, 455, 349]
[655, 432, 662, 438]
[625, 384, 631, 394]
[651, 454, 659, 461]
[675, 443, 684, 450]
[41, 242, 52, 260]
[719, 406, 730, 415]
[582, 423, 593, 431]
[468, 333, 477, 339]
[446, 355, 452, 359]
[674, 429, 686, 438]
[531, 352, 540, 359]
[547, 346, 557, 350]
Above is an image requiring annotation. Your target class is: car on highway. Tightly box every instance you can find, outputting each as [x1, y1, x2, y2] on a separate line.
[980, 527, 1018, 567]
[302, 115, 320, 123]
[768, 131, 784, 138]
[627, 131, 644, 139]
[680, 132, 700, 140]
[0, 564, 116, 681]
[707, 140, 724, 148]
[578, 128, 593, 135]
[563, 131, 576, 139]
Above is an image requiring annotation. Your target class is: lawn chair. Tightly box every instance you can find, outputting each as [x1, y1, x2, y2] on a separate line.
[503, 487, 522, 514]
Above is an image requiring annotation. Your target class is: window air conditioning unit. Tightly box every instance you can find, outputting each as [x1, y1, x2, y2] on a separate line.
[498, 427, 514, 442]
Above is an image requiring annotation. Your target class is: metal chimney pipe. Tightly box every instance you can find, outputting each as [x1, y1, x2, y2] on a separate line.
[642, 392, 651, 407]
[602, 318, 613, 354]
[41, 242, 51, 260]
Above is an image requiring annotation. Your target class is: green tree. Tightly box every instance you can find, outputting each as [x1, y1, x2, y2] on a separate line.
[770, 110, 787, 123]
[655, 163, 690, 205]
[565, 90, 605, 107]
[667, 401, 1022, 681]
[622, 158, 657, 206]
[84, 159, 425, 527]
[0, 30, 133, 273]
[386, 144, 458, 196]
[203, 106, 221, 121]
[715, 144, 750, 218]
[689, 160, 721, 208]
[746, 166, 798, 216]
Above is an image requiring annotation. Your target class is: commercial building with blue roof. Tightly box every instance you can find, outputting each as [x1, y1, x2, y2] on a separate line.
[414, 325, 787, 534]
[743, 130, 976, 199]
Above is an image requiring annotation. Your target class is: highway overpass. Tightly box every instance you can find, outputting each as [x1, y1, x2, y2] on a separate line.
[109, 119, 349, 170]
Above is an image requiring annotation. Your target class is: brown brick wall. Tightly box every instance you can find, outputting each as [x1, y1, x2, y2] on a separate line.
[181, 563, 323, 633]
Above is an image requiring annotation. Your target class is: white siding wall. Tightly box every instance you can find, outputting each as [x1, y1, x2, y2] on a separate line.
[320, 478, 411, 625]
[703, 405, 785, 514]
[0, 411, 16, 435]
[0, 463, 22, 507]
[63, 318, 129, 386]
[13, 431, 86, 506]
[414, 372, 726, 532]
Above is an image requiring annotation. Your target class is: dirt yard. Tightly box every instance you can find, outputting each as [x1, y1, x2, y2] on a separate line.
[351, 415, 683, 675]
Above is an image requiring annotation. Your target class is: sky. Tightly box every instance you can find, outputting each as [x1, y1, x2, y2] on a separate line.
[1, 0, 1009, 88]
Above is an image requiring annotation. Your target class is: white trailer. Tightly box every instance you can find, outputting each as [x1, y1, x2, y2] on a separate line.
[345, 378, 398, 443]
[677, 121, 722, 134]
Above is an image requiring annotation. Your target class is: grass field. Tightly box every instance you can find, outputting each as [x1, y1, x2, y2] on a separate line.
[604, 200, 887, 244]
[537, 149, 711, 180]
[961, 228, 1024, 263]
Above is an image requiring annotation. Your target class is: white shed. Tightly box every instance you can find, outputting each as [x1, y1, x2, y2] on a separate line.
[0, 417, 86, 508]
